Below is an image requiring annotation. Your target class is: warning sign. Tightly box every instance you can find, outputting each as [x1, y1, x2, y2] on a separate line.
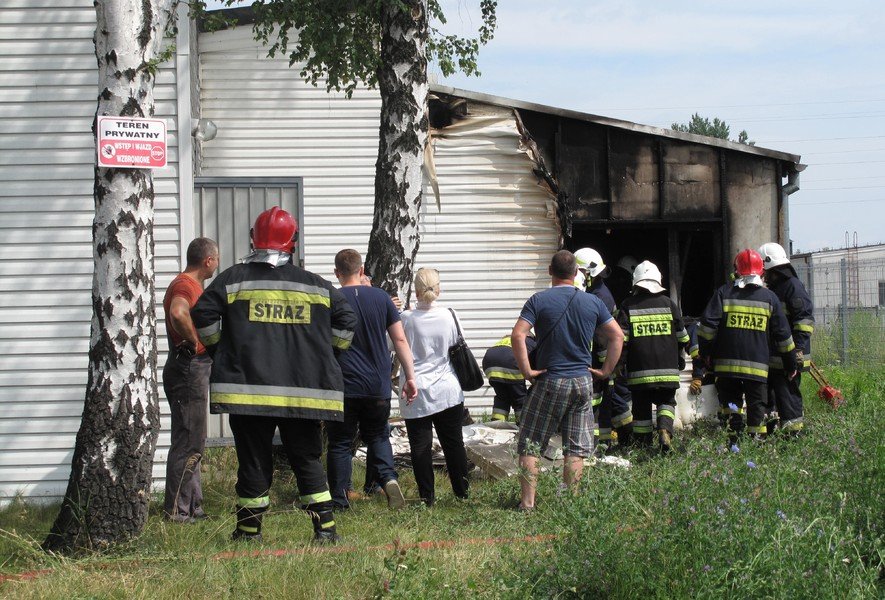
[97, 116, 167, 169]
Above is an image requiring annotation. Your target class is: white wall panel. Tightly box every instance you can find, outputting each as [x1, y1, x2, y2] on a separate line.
[0, 2, 183, 503]
[198, 27, 559, 414]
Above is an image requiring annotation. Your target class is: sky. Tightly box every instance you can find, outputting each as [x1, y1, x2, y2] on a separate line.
[207, 1, 885, 253]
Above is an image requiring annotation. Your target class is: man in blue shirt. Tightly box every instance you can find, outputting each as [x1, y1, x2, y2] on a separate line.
[327, 249, 418, 510]
[511, 250, 624, 510]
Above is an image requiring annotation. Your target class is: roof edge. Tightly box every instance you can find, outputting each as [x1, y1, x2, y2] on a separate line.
[430, 84, 802, 165]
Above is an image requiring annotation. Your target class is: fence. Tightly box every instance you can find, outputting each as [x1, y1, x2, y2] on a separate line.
[793, 256, 885, 368]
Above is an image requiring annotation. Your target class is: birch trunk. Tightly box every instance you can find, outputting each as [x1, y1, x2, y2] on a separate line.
[364, 0, 429, 301]
[44, 0, 174, 553]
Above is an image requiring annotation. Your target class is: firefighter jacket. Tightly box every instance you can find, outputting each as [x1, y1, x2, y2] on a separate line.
[482, 335, 536, 400]
[616, 291, 690, 389]
[767, 267, 814, 371]
[697, 282, 796, 383]
[587, 279, 617, 366]
[191, 262, 357, 422]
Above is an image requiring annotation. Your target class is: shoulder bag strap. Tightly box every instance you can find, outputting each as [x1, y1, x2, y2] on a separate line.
[448, 308, 464, 340]
[532, 288, 579, 354]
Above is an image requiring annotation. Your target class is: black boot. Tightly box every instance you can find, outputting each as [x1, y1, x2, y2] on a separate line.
[307, 502, 340, 545]
[634, 431, 654, 448]
[658, 429, 673, 454]
[231, 504, 264, 542]
[656, 408, 675, 454]
[615, 424, 633, 448]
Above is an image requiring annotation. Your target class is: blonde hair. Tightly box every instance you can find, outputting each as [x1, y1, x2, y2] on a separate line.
[414, 268, 440, 303]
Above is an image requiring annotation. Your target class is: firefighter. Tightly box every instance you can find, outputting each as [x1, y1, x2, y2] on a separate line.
[608, 254, 639, 306]
[192, 207, 357, 543]
[575, 247, 634, 449]
[616, 261, 689, 453]
[759, 242, 814, 434]
[697, 249, 797, 442]
[482, 334, 536, 423]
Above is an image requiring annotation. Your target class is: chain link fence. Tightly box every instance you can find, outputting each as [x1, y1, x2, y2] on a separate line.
[793, 255, 885, 368]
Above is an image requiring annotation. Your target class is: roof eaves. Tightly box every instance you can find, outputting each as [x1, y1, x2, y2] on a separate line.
[430, 84, 802, 165]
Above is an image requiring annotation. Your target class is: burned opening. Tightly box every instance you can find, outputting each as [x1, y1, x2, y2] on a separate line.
[568, 224, 721, 318]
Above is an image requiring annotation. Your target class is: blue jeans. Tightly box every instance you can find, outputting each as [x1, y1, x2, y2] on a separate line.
[326, 396, 397, 508]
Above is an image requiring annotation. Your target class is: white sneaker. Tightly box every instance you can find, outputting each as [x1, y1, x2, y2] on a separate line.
[384, 479, 406, 509]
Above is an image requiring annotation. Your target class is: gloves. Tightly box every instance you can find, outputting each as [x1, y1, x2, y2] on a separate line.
[689, 378, 703, 395]
[678, 355, 686, 371]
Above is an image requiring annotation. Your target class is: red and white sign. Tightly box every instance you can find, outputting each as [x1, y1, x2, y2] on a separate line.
[97, 116, 167, 169]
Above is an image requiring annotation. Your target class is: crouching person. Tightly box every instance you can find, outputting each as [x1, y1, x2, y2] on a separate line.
[192, 207, 356, 543]
[482, 334, 536, 423]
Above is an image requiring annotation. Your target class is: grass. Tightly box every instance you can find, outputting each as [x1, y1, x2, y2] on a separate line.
[811, 309, 885, 367]
[0, 367, 882, 599]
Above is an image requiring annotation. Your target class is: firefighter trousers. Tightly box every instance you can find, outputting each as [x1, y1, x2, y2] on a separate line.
[630, 388, 676, 445]
[228, 414, 332, 519]
[595, 376, 633, 442]
[717, 378, 767, 435]
[767, 370, 804, 432]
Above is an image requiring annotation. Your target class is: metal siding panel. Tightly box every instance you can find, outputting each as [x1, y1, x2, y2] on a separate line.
[0, 3, 182, 504]
[198, 29, 559, 415]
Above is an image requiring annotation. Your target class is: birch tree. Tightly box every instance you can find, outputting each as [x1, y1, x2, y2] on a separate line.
[203, 0, 497, 298]
[43, 0, 175, 553]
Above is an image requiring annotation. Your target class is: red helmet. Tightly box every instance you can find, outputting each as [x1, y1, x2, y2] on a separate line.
[251, 207, 298, 253]
[734, 248, 764, 277]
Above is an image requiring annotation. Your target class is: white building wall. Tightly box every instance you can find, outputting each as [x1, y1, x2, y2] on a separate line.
[198, 27, 559, 411]
[0, 0, 183, 503]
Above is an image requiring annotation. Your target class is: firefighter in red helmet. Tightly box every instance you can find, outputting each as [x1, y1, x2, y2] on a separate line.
[192, 206, 357, 543]
[697, 249, 798, 443]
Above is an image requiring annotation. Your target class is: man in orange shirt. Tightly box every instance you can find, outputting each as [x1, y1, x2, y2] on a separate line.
[162, 238, 219, 523]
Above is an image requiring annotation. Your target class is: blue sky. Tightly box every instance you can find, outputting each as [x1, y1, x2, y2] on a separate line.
[207, 1, 885, 252]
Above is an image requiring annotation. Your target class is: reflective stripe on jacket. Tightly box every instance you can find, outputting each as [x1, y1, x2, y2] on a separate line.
[617, 291, 689, 389]
[191, 262, 357, 421]
[767, 269, 814, 371]
[698, 282, 795, 383]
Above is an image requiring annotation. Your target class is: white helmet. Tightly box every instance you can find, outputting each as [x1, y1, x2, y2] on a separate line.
[633, 260, 665, 294]
[573, 270, 586, 290]
[574, 247, 606, 277]
[758, 242, 790, 269]
[616, 255, 640, 275]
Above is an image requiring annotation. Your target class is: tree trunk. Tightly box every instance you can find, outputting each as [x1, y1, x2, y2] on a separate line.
[43, 0, 174, 553]
[364, 0, 429, 302]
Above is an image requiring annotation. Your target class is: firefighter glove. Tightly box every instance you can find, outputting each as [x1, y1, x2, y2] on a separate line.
[689, 378, 703, 395]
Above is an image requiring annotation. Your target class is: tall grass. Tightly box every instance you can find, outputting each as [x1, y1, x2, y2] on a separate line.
[0, 368, 881, 598]
[812, 309, 885, 367]
[494, 368, 884, 599]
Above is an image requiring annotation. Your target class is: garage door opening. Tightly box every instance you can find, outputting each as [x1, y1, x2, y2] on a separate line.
[567, 224, 723, 318]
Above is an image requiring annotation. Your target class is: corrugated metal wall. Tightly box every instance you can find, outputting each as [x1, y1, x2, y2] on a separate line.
[198, 27, 559, 411]
[0, 0, 182, 503]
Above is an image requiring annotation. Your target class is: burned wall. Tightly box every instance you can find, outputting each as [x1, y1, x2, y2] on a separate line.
[662, 142, 721, 219]
[724, 153, 779, 260]
[609, 132, 659, 220]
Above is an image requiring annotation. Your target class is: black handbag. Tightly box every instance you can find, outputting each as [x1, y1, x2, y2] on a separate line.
[528, 288, 579, 369]
[447, 308, 484, 392]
